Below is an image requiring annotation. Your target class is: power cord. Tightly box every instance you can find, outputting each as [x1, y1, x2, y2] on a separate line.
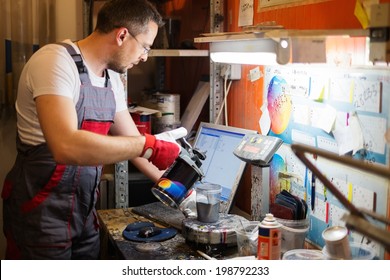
[215, 65, 233, 125]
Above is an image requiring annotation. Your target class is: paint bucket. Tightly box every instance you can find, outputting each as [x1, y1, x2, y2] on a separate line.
[146, 93, 180, 134]
[151, 152, 203, 209]
[276, 217, 310, 255]
[147, 93, 180, 121]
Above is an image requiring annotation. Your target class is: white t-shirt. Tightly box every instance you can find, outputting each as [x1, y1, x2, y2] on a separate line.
[16, 39, 128, 146]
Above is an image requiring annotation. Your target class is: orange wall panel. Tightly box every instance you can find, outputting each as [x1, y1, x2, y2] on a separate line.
[225, 0, 389, 259]
[225, 0, 376, 134]
[228, 0, 390, 32]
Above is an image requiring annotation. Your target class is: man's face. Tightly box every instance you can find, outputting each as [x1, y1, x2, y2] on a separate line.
[108, 21, 158, 74]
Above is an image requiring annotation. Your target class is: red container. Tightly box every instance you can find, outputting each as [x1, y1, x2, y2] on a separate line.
[131, 113, 151, 135]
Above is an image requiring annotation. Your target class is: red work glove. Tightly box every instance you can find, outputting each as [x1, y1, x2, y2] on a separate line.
[141, 133, 180, 170]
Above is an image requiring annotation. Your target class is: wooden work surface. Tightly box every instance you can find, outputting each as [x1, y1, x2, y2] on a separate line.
[97, 208, 202, 260]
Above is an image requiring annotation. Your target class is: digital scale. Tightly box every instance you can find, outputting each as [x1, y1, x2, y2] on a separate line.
[233, 133, 283, 166]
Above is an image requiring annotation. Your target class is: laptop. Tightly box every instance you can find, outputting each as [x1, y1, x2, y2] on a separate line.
[192, 122, 257, 213]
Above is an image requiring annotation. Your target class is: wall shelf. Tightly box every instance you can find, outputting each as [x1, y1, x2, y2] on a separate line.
[148, 49, 209, 57]
[195, 29, 369, 43]
[195, 29, 381, 67]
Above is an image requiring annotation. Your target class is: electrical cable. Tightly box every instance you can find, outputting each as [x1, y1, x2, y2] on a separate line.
[224, 76, 232, 125]
[214, 74, 232, 125]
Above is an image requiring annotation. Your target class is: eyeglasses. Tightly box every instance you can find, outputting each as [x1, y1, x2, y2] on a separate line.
[128, 31, 151, 55]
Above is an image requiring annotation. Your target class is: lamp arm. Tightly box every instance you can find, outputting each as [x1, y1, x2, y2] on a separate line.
[291, 144, 365, 217]
[291, 143, 390, 251]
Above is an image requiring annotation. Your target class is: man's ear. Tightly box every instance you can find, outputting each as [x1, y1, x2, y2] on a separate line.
[116, 27, 128, 45]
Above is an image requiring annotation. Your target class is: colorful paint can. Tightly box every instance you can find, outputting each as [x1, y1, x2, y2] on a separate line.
[151, 152, 203, 209]
[258, 213, 281, 260]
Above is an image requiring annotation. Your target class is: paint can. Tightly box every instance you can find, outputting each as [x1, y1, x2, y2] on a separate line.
[146, 93, 180, 134]
[151, 152, 203, 209]
[322, 226, 351, 259]
[151, 93, 180, 122]
[258, 213, 281, 260]
[141, 92, 180, 133]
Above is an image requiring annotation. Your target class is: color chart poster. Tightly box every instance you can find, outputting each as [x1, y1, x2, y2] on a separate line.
[263, 65, 390, 259]
[263, 65, 390, 165]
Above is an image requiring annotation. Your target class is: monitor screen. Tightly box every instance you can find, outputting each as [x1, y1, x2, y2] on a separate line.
[192, 122, 257, 213]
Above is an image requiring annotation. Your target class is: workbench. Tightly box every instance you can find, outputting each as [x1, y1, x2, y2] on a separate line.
[97, 203, 240, 260]
[97, 207, 200, 259]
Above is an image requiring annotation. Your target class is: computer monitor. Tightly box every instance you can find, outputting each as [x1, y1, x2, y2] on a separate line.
[192, 122, 257, 213]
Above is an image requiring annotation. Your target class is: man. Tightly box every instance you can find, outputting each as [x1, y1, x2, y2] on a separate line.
[2, 0, 180, 259]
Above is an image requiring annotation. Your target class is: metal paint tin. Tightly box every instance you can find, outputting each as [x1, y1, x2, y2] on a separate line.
[258, 213, 281, 260]
[151, 153, 203, 208]
[322, 226, 351, 259]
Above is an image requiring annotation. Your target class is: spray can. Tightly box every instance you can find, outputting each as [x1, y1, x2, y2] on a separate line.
[258, 213, 281, 260]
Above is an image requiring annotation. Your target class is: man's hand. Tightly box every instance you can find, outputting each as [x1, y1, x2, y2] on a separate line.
[141, 134, 180, 170]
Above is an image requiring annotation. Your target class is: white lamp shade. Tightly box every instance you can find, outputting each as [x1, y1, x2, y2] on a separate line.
[209, 38, 290, 65]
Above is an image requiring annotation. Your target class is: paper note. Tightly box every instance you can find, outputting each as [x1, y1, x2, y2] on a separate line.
[310, 104, 337, 133]
[291, 129, 316, 146]
[317, 136, 339, 154]
[310, 76, 329, 101]
[357, 114, 387, 154]
[329, 204, 348, 226]
[353, 80, 382, 113]
[329, 78, 354, 103]
[259, 103, 271, 135]
[332, 112, 364, 155]
[249, 66, 262, 82]
[285, 73, 310, 97]
[312, 199, 328, 222]
[354, 0, 379, 29]
[352, 184, 376, 211]
[354, 0, 370, 29]
[238, 0, 254, 27]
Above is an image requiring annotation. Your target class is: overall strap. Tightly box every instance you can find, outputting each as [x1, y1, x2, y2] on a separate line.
[56, 42, 89, 84]
[56, 42, 111, 87]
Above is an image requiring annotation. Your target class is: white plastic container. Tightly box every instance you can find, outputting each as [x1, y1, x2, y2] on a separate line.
[282, 249, 326, 260]
[276, 217, 310, 255]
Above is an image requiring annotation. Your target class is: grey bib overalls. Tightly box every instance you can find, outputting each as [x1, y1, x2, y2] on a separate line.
[2, 42, 116, 259]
